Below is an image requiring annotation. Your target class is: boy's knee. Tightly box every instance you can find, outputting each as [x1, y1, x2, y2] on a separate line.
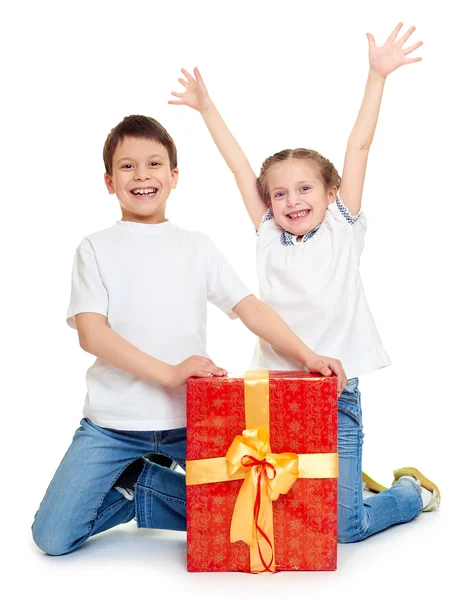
[32, 513, 79, 556]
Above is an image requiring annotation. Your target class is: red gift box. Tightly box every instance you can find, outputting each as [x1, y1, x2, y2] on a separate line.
[186, 371, 338, 573]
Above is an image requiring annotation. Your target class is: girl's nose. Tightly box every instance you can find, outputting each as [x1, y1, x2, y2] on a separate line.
[287, 194, 301, 207]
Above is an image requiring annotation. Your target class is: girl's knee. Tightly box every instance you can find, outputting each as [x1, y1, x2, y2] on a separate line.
[338, 512, 370, 544]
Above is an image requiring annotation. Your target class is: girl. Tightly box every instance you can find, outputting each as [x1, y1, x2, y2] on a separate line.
[169, 22, 440, 542]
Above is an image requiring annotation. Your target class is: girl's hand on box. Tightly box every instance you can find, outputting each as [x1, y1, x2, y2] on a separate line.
[367, 22, 423, 78]
[169, 67, 211, 112]
[166, 356, 227, 388]
[304, 354, 347, 397]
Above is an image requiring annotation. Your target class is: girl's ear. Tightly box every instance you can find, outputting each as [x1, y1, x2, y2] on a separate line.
[327, 186, 338, 205]
[104, 173, 116, 194]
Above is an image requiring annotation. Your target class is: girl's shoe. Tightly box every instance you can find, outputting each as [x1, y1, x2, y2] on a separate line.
[362, 471, 388, 493]
[391, 467, 441, 512]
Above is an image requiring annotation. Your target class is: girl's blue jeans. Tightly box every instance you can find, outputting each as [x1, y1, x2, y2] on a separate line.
[32, 379, 422, 555]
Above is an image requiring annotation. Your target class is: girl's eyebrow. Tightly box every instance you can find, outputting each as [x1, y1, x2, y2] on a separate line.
[271, 180, 315, 191]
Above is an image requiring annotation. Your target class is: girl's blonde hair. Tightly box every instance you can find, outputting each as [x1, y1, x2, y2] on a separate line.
[256, 148, 341, 205]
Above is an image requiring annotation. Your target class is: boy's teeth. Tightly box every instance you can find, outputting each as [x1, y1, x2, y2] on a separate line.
[132, 188, 157, 195]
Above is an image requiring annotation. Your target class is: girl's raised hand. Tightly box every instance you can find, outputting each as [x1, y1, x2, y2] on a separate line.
[168, 67, 210, 112]
[366, 22, 423, 78]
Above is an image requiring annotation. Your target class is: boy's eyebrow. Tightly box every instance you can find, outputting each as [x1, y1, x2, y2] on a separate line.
[116, 154, 164, 164]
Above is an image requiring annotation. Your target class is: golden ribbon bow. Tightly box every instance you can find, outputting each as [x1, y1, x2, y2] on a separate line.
[226, 428, 300, 571]
[186, 370, 338, 573]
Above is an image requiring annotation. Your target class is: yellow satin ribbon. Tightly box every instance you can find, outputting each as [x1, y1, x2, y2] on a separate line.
[186, 370, 338, 573]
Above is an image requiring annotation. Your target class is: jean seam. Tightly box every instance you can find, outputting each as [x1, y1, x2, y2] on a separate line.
[137, 484, 186, 506]
[94, 497, 127, 525]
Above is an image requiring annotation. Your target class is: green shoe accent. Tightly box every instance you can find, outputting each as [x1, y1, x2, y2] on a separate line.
[391, 467, 441, 512]
[362, 471, 388, 493]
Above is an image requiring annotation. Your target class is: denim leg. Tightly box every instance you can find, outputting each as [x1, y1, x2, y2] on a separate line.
[31, 418, 153, 555]
[135, 461, 186, 531]
[337, 379, 423, 543]
[135, 427, 186, 531]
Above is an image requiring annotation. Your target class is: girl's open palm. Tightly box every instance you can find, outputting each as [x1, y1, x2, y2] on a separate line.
[169, 67, 210, 112]
[367, 22, 423, 78]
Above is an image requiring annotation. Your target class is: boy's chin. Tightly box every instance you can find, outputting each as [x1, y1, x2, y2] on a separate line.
[120, 207, 167, 223]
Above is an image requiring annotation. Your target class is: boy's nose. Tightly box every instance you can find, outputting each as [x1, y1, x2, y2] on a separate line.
[134, 170, 151, 181]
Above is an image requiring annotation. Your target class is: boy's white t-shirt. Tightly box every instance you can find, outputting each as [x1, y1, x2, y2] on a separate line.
[250, 197, 391, 379]
[67, 219, 251, 431]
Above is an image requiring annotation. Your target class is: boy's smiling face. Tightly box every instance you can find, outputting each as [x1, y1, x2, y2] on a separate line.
[104, 137, 179, 224]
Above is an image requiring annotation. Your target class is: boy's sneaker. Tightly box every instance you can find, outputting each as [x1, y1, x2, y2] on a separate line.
[144, 453, 178, 471]
[114, 486, 135, 501]
[391, 467, 441, 512]
[113, 457, 145, 501]
[113, 454, 178, 501]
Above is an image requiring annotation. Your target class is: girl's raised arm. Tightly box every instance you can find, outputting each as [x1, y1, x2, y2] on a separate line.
[340, 23, 423, 216]
[169, 67, 267, 229]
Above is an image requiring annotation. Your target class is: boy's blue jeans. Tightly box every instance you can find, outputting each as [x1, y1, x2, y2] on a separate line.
[32, 379, 422, 555]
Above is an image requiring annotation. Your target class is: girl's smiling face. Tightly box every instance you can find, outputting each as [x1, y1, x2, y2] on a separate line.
[267, 159, 337, 236]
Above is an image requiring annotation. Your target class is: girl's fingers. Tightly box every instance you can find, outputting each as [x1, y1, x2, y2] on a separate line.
[178, 77, 189, 88]
[181, 68, 195, 82]
[170, 91, 184, 98]
[366, 32, 376, 48]
[403, 57, 422, 65]
[396, 25, 416, 47]
[168, 100, 185, 105]
[403, 40, 423, 55]
[387, 22, 403, 44]
[194, 66, 205, 83]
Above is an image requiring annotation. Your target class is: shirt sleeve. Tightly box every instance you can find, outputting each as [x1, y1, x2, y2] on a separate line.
[256, 208, 274, 234]
[66, 238, 109, 329]
[326, 195, 367, 256]
[205, 236, 253, 320]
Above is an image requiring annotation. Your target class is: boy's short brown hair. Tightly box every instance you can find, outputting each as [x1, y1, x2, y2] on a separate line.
[103, 115, 178, 175]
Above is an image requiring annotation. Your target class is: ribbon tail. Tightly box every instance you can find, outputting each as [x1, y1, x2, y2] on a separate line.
[250, 479, 275, 572]
[230, 470, 258, 547]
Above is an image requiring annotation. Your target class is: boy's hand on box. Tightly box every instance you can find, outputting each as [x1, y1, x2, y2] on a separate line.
[303, 353, 347, 397]
[168, 67, 211, 112]
[166, 356, 227, 388]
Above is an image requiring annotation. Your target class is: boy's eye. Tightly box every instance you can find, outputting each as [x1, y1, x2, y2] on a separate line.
[150, 161, 159, 166]
[121, 164, 133, 169]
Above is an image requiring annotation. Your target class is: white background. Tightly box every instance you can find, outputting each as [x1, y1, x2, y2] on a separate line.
[2, 0, 461, 598]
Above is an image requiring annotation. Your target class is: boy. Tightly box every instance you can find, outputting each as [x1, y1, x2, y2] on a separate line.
[31, 115, 346, 556]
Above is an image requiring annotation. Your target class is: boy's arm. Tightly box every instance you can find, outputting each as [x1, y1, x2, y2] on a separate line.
[340, 23, 422, 216]
[75, 313, 226, 388]
[169, 67, 267, 230]
[231, 296, 347, 396]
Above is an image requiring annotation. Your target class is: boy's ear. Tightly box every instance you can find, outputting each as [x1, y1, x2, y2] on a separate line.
[170, 168, 179, 189]
[104, 173, 116, 194]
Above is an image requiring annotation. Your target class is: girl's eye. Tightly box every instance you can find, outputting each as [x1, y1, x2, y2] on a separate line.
[301, 186, 310, 192]
[274, 192, 285, 198]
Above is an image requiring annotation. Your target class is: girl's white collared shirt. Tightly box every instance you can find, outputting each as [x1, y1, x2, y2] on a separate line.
[251, 196, 391, 379]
